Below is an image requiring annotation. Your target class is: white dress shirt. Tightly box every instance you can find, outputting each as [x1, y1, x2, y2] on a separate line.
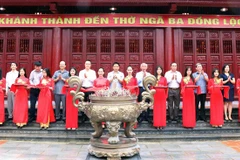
[79, 69, 96, 88]
[164, 70, 182, 88]
[6, 70, 19, 92]
[107, 71, 124, 89]
[136, 71, 151, 88]
[29, 69, 43, 85]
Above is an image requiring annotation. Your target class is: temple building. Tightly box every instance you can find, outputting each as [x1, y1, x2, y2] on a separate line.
[0, 0, 240, 78]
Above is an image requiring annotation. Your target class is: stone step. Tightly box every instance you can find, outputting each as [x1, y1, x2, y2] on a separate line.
[0, 121, 240, 142]
[1, 119, 240, 129]
[0, 130, 240, 142]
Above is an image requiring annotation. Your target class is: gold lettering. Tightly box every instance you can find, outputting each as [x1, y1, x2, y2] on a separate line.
[188, 18, 195, 25]
[64, 18, 72, 24]
[149, 18, 156, 24]
[22, 18, 29, 24]
[93, 16, 99, 24]
[73, 18, 80, 24]
[157, 17, 164, 24]
[85, 18, 92, 24]
[6, 18, 13, 24]
[100, 18, 109, 24]
[223, 19, 229, 25]
[203, 18, 212, 25]
[48, 18, 56, 24]
[113, 17, 119, 24]
[119, 17, 127, 24]
[140, 18, 148, 24]
[56, 17, 63, 24]
[176, 18, 184, 24]
[0, 18, 5, 24]
[13, 17, 20, 24]
[42, 18, 47, 24]
[168, 18, 175, 24]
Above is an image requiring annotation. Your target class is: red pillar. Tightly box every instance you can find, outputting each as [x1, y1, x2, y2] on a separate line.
[165, 27, 174, 70]
[156, 29, 165, 70]
[52, 27, 61, 73]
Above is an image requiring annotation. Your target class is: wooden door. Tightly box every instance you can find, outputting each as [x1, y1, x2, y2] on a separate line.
[0, 29, 52, 77]
[175, 29, 240, 79]
[62, 28, 164, 75]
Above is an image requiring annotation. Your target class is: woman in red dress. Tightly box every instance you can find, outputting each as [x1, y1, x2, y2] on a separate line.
[36, 68, 55, 130]
[12, 68, 29, 128]
[0, 69, 6, 125]
[122, 66, 138, 129]
[153, 66, 167, 129]
[181, 67, 199, 128]
[236, 78, 240, 122]
[93, 68, 110, 128]
[64, 67, 78, 130]
[208, 68, 228, 128]
[93, 68, 110, 90]
[122, 66, 138, 96]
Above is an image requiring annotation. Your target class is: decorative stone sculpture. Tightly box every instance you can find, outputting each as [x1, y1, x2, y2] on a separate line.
[68, 75, 156, 160]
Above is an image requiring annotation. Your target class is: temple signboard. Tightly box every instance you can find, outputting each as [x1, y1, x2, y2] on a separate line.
[0, 14, 240, 28]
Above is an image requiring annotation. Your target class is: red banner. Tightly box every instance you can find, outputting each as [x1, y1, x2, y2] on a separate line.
[0, 14, 240, 28]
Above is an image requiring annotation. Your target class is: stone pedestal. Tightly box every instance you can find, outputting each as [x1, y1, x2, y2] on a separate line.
[88, 135, 140, 160]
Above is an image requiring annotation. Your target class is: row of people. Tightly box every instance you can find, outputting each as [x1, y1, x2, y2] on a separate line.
[0, 61, 239, 130]
[154, 62, 236, 129]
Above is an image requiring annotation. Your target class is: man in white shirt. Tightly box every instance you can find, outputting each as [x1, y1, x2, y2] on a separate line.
[79, 60, 96, 102]
[6, 62, 19, 120]
[79, 60, 96, 123]
[29, 61, 43, 122]
[107, 62, 124, 90]
[136, 63, 151, 123]
[164, 62, 182, 123]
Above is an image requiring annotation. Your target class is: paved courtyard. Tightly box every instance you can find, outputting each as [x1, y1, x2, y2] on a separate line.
[0, 140, 240, 160]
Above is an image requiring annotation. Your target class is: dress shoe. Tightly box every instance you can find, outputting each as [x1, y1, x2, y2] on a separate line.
[28, 117, 34, 123]
[147, 119, 152, 124]
[56, 118, 61, 121]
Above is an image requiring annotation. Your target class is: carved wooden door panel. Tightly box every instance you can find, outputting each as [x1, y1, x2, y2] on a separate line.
[176, 29, 240, 79]
[0, 29, 51, 76]
[62, 28, 158, 75]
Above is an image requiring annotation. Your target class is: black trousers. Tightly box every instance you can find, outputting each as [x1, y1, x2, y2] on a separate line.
[54, 94, 66, 119]
[137, 87, 150, 123]
[167, 88, 180, 120]
[83, 91, 94, 102]
[82, 88, 94, 122]
[29, 88, 40, 119]
[195, 93, 206, 120]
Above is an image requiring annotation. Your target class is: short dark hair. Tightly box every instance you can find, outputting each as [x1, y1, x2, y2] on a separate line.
[34, 61, 42, 67]
[18, 68, 27, 78]
[212, 68, 220, 78]
[11, 62, 17, 66]
[112, 62, 120, 67]
[85, 60, 91, 63]
[98, 67, 105, 72]
[171, 62, 177, 66]
[43, 68, 51, 78]
[69, 67, 78, 77]
[195, 63, 202, 68]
